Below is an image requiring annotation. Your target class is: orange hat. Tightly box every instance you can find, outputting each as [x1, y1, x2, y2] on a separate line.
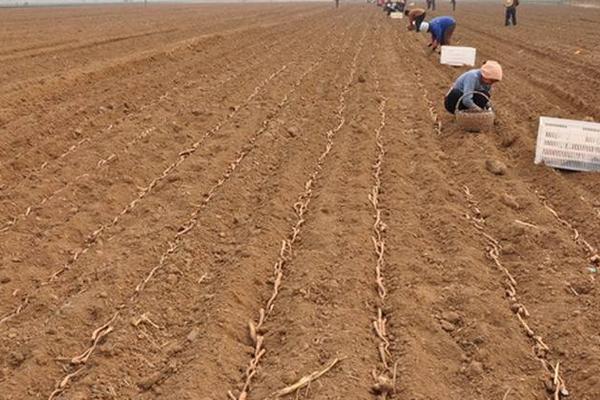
[481, 60, 503, 81]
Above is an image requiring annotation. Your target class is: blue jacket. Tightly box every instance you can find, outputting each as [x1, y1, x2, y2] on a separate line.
[452, 69, 491, 109]
[429, 16, 455, 42]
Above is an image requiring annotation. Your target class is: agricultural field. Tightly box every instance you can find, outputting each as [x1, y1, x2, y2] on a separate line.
[0, 2, 599, 399]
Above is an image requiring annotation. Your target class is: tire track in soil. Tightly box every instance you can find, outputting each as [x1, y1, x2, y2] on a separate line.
[0, 13, 343, 321]
[0, 13, 353, 399]
[230, 20, 374, 400]
[0, 11, 341, 236]
[395, 26, 599, 399]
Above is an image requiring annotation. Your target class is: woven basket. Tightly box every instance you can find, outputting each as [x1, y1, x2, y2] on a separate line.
[455, 91, 495, 132]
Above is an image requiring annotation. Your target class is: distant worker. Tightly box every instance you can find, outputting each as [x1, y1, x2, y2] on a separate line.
[451, 0, 456, 11]
[426, 0, 436, 10]
[504, 0, 519, 26]
[335, 0, 339, 8]
[444, 60, 503, 113]
[384, 0, 404, 15]
[383, 0, 394, 14]
[418, 16, 456, 51]
[397, 0, 406, 12]
[405, 7, 426, 31]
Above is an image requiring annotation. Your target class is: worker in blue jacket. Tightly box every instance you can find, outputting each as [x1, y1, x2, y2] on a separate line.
[444, 60, 503, 113]
[418, 16, 456, 51]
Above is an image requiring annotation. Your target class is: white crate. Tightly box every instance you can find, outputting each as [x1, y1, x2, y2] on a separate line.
[535, 116, 600, 172]
[440, 46, 476, 66]
[390, 12, 403, 19]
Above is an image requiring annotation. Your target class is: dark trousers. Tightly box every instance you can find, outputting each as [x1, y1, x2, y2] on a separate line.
[414, 13, 426, 31]
[441, 23, 455, 46]
[444, 88, 490, 114]
[505, 7, 517, 26]
[451, 0, 455, 10]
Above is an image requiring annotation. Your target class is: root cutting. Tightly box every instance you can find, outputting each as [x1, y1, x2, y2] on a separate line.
[540, 197, 598, 261]
[69, 312, 119, 365]
[462, 186, 568, 398]
[48, 312, 118, 399]
[0, 297, 28, 326]
[269, 358, 342, 398]
[367, 44, 397, 399]
[47, 367, 85, 400]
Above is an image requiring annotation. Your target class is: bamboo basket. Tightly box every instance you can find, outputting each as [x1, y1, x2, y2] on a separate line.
[455, 91, 495, 132]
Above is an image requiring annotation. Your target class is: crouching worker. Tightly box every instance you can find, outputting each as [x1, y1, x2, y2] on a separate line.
[418, 16, 456, 51]
[405, 7, 426, 31]
[444, 60, 502, 114]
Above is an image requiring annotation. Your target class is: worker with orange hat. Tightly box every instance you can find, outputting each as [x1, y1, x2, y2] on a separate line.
[444, 60, 503, 113]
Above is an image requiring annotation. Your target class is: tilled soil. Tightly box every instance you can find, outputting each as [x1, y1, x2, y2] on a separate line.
[0, 3, 599, 400]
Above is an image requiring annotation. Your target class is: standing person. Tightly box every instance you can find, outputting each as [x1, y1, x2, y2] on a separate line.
[431, 0, 436, 10]
[335, 0, 339, 8]
[504, 0, 518, 26]
[418, 16, 456, 51]
[444, 60, 503, 113]
[451, 0, 456, 11]
[404, 7, 426, 31]
[426, 0, 431, 9]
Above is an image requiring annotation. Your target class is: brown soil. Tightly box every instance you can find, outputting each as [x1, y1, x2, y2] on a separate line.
[0, 3, 599, 400]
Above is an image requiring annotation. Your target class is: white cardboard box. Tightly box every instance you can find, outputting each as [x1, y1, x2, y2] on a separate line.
[535, 116, 600, 172]
[390, 12, 403, 19]
[440, 46, 476, 67]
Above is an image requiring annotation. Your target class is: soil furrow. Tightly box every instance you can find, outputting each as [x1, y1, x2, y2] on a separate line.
[0, 10, 343, 236]
[235, 19, 375, 400]
[0, 11, 352, 396]
[0, 15, 343, 319]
